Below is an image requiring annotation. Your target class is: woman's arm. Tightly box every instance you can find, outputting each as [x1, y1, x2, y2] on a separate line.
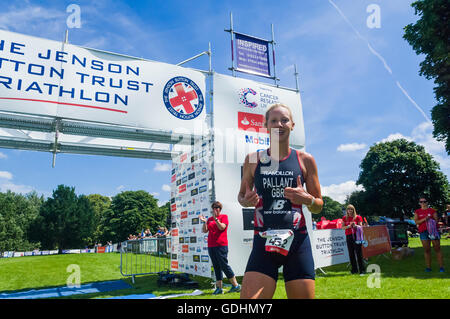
[284, 152, 323, 214]
[214, 217, 227, 231]
[238, 153, 259, 207]
[414, 212, 428, 225]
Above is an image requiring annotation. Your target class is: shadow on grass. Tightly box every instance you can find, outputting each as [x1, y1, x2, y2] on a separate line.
[61, 273, 216, 299]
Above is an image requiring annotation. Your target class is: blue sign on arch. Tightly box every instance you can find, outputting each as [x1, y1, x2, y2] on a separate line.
[235, 32, 270, 77]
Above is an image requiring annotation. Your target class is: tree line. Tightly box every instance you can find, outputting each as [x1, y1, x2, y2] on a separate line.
[318, 139, 449, 222]
[0, 186, 170, 252]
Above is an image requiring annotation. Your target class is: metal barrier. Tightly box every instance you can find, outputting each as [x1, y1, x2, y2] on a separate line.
[120, 237, 171, 283]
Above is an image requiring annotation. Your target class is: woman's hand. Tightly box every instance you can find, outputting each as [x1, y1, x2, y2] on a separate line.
[241, 180, 259, 207]
[284, 176, 314, 206]
[199, 215, 207, 223]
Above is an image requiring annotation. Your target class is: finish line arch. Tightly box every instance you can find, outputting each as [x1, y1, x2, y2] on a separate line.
[0, 29, 311, 278]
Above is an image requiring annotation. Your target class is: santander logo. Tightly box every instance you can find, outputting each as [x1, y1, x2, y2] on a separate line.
[238, 111, 267, 133]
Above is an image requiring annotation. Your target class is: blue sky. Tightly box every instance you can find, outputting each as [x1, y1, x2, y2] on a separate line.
[0, 0, 448, 204]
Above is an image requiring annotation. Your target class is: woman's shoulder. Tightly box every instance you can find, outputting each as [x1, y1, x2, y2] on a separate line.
[244, 151, 260, 164]
[295, 149, 315, 162]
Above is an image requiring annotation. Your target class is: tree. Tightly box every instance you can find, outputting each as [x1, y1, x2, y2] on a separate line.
[158, 201, 171, 229]
[102, 190, 161, 242]
[316, 196, 344, 221]
[32, 185, 94, 251]
[87, 194, 111, 245]
[0, 191, 43, 252]
[403, 0, 450, 154]
[357, 139, 449, 219]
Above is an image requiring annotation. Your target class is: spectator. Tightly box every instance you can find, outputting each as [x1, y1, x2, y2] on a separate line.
[199, 201, 240, 295]
[342, 204, 365, 275]
[414, 196, 444, 272]
[155, 226, 165, 237]
[144, 229, 152, 237]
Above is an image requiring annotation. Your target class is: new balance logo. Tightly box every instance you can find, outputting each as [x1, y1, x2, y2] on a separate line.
[269, 200, 286, 210]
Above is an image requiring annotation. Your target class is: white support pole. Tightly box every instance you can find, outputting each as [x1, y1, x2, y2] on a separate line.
[230, 12, 235, 77]
[294, 64, 299, 92]
[271, 24, 278, 86]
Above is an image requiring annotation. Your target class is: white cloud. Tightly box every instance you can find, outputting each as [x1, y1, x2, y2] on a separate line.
[151, 192, 160, 197]
[337, 143, 366, 152]
[154, 162, 171, 172]
[322, 180, 364, 204]
[116, 185, 125, 191]
[0, 4, 65, 37]
[0, 152, 7, 159]
[0, 171, 13, 180]
[161, 184, 171, 192]
[380, 133, 412, 143]
[0, 182, 34, 194]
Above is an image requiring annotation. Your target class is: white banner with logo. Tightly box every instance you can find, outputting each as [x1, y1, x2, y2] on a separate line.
[212, 73, 309, 276]
[169, 141, 212, 278]
[312, 229, 349, 269]
[0, 30, 206, 133]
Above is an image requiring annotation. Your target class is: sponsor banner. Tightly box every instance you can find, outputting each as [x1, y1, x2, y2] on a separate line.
[312, 229, 349, 269]
[169, 143, 212, 278]
[96, 246, 106, 253]
[62, 249, 81, 254]
[234, 32, 270, 77]
[0, 29, 206, 133]
[212, 73, 308, 277]
[362, 225, 391, 258]
[237, 111, 267, 133]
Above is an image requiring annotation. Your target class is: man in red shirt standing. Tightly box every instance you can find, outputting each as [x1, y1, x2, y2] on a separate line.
[414, 196, 444, 273]
[200, 201, 241, 294]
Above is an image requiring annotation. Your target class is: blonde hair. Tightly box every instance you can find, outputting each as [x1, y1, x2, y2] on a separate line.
[346, 204, 357, 218]
[264, 103, 294, 126]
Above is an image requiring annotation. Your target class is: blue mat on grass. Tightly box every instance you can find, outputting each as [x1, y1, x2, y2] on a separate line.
[108, 293, 156, 299]
[0, 280, 132, 299]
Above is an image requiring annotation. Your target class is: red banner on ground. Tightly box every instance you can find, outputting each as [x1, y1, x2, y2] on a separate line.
[362, 225, 391, 258]
[96, 246, 106, 253]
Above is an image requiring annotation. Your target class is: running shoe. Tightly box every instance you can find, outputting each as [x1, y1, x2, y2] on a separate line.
[425, 267, 432, 272]
[439, 267, 445, 273]
[229, 284, 241, 293]
[212, 287, 223, 295]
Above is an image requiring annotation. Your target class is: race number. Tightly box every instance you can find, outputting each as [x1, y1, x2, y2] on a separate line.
[260, 229, 294, 256]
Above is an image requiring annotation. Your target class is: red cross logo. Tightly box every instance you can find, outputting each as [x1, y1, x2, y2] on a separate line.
[169, 83, 198, 114]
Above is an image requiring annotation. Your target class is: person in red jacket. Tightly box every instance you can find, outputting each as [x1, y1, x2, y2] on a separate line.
[199, 201, 241, 294]
[414, 196, 444, 273]
[342, 204, 365, 275]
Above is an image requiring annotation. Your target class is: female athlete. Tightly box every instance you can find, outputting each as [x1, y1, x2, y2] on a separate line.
[237, 103, 323, 299]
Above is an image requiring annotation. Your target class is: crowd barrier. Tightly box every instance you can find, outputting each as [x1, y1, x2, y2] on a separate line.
[120, 237, 171, 283]
[1, 244, 119, 259]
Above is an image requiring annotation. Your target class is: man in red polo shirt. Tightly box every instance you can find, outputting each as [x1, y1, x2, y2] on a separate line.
[414, 196, 444, 273]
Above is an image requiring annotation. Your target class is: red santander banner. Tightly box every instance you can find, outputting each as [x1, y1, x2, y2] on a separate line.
[362, 225, 391, 258]
[238, 111, 267, 133]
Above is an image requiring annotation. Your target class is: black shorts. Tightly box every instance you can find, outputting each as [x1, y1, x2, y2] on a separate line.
[244, 230, 315, 282]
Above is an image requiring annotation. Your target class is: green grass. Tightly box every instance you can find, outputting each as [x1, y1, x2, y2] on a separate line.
[0, 237, 449, 299]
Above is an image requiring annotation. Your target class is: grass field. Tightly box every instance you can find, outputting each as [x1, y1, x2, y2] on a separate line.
[0, 237, 449, 299]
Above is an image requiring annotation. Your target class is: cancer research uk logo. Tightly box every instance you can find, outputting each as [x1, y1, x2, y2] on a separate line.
[239, 88, 258, 108]
[163, 77, 204, 120]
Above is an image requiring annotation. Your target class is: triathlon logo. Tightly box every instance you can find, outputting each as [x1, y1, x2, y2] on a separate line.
[238, 88, 258, 108]
[163, 77, 204, 120]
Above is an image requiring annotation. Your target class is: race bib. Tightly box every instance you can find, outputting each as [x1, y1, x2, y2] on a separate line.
[259, 229, 294, 256]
